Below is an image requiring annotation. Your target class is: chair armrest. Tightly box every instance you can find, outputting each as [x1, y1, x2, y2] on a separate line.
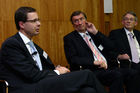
[0, 80, 9, 87]
[0, 80, 9, 93]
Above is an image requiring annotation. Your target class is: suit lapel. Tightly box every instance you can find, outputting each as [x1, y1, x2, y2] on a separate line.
[73, 31, 91, 51]
[14, 33, 40, 67]
[15, 33, 54, 69]
[34, 43, 54, 65]
[120, 28, 131, 51]
[15, 33, 31, 55]
[89, 32, 100, 48]
[134, 29, 140, 45]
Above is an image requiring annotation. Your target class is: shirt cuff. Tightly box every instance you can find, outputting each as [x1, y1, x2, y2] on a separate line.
[54, 70, 60, 75]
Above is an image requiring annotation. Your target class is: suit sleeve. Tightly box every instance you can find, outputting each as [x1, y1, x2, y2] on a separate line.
[108, 30, 121, 58]
[64, 35, 94, 66]
[94, 31, 115, 51]
[1, 38, 57, 83]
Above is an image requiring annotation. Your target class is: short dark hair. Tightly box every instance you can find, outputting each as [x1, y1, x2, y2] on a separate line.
[122, 11, 138, 21]
[70, 10, 87, 24]
[14, 6, 36, 30]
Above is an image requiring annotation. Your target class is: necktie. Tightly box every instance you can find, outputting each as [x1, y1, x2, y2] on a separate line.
[128, 33, 139, 63]
[84, 34, 104, 61]
[28, 41, 43, 70]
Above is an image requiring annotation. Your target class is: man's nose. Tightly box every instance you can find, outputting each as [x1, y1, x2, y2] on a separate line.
[36, 21, 41, 26]
[78, 20, 82, 24]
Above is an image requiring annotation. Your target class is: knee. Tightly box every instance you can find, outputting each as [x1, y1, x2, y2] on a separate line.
[105, 69, 123, 79]
[112, 71, 123, 80]
[80, 87, 96, 93]
[82, 69, 94, 75]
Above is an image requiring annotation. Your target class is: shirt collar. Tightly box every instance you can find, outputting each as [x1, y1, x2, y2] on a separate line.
[124, 28, 134, 35]
[18, 32, 32, 45]
[78, 31, 89, 38]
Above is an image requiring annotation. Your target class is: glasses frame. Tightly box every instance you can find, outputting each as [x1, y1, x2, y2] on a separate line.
[123, 17, 136, 22]
[73, 17, 86, 24]
[26, 18, 40, 23]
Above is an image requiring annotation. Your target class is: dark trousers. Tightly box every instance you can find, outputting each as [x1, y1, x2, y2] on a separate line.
[37, 70, 107, 93]
[117, 60, 140, 93]
[131, 62, 140, 74]
[114, 67, 139, 93]
[93, 69, 124, 93]
[80, 87, 97, 93]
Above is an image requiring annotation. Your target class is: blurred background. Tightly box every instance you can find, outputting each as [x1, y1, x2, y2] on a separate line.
[0, 0, 140, 66]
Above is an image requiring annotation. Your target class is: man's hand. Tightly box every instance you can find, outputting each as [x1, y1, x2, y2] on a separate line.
[117, 54, 130, 60]
[55, 65, 70, 74]
[94, 61, 107, 69]
[86, 22, 98, 35]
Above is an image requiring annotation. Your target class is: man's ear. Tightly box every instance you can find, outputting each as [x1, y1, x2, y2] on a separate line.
[121, 20, 124, 25]
[135, 21, 138, 26]
[19, 21, 24, 29]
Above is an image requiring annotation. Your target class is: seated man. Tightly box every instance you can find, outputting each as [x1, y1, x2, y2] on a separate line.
[0, 7, 107, 93]
[64, 10, 124, 93]
[108, 11, 140, 93]
[108, 11, 140, 73]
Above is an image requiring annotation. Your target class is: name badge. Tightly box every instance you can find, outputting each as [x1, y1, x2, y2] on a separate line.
[43, 51, 48, 59]
[98, 45, 104, 51]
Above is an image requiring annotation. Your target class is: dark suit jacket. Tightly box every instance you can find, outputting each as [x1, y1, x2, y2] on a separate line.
[64, 30, 114, 71]
[0, 33, 58, 93]
[0, 32, 108, 93]
[109, 28, 140, 67]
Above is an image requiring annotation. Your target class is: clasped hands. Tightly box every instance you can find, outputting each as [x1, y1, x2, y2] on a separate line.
[118, 54, 130, 60]
[55, 65, 70, 74]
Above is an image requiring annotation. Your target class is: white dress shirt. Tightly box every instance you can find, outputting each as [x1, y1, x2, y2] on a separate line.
[124, 28, 140, 58]
[18, 32, 60, 74]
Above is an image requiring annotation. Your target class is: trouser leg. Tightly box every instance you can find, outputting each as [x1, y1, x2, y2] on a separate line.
[80, 87, 97, 93]
[94, 69, 124, 93]
[38, 69, 107, 93]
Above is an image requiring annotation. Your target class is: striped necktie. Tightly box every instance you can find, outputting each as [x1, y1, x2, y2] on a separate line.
[84, 34, 104, 61]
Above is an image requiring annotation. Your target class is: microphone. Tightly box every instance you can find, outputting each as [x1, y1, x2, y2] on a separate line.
[132, 35, 135, 39]
[89, 38, 92, 42]
[129, 33, 135, 39]
[32, 51, 37, 55]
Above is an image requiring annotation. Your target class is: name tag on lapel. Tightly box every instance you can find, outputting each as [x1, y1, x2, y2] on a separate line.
[43, 51, 48, 59]
[98, 45, 104, 51]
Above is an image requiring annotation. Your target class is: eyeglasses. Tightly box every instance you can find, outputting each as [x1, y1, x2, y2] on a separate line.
[26, 18, 40, 23]
[73, 17, 86, 24]
[123, 18, 136, 22]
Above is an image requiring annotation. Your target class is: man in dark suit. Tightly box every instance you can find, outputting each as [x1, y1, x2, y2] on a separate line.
[0, 7, 107, 93]
[64, 10, 124, 93]
[109, 11, 140, 72]
[108, 11, 140, 93]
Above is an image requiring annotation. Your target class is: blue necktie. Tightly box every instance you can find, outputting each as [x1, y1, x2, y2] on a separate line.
[28, 41, 43, 70]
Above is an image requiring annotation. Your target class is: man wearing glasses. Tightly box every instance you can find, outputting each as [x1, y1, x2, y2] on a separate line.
[64, 10, 125, 93]
[0, 6, 108, 93]
[108, 11, 140, 93]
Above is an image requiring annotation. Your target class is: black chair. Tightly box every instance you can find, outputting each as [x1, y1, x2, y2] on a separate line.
[0, 80, 9, 93]
[0, 49, 9, 93]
